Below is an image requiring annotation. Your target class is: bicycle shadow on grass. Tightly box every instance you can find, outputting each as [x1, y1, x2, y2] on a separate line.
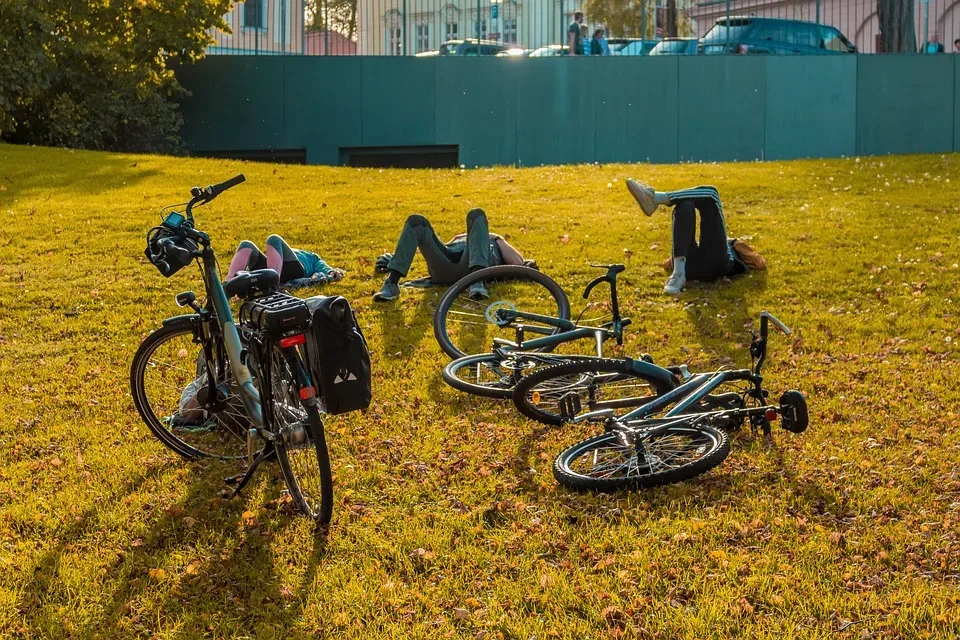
[681, 270, 769, 366]
[66, 459, 329, 638]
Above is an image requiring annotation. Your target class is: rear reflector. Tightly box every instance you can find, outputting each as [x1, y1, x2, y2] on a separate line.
[300, 386, 316, 400]
[764, 408, 778, 421]
[280, 334, 306, 348]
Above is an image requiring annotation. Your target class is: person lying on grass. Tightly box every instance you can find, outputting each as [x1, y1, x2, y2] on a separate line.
[625, 180, 765, 295]
[226, 234, 344, 288]
[373, 208, 528, 302]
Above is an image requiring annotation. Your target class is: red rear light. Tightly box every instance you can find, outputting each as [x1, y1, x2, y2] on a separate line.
[280, 333, 306, 348]
[765, 408, 778, 421]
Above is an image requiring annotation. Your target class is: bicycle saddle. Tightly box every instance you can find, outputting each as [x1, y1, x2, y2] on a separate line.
[223, 269, 280, 298]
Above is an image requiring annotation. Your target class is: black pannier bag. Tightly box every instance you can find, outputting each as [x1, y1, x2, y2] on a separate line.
[304, 295, 371, 415]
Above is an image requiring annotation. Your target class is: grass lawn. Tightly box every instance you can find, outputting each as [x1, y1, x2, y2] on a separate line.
[1, 143, 959, 639]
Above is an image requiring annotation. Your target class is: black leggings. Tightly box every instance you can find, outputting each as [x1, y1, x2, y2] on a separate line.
[671, 194, 732, 281]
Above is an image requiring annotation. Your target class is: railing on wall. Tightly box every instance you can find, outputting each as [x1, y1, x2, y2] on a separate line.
[206, 0, 960, 56]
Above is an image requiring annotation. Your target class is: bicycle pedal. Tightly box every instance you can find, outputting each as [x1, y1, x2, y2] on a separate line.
[558, 392, 583, 421]
[223, 474, 244, 486]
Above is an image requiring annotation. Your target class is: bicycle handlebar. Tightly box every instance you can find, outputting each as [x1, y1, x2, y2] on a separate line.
[185, 173, 246, 221]
[207, 174, 246, 198]
[759, 311, 791, 338]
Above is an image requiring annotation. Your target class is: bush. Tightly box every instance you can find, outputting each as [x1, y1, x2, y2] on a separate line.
[0, 0, 231, 154]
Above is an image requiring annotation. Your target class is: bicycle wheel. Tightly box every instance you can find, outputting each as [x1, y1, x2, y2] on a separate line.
[260, 343, 334, 525]
[553, 423, 730, 492]
[131, 318, 250, 459]
[433, 266, 571, 360]
[513, 358, 676, 426]
[443, 352, 589, 399]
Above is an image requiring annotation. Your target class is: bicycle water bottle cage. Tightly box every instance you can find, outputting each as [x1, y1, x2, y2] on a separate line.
[223, 269, 281, 299]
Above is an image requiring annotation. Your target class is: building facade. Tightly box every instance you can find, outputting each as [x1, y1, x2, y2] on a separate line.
[209, 0, 307, 55]
[357, 0, 590, 55]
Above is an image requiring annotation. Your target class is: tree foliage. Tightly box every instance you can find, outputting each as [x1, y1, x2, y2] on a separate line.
[307, 0, 358, 40]
[584, 0, 691, 39]
[0, 0, 231, 153]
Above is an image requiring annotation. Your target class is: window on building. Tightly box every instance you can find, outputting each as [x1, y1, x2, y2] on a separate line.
[387, 26, 402, 55]
[416, 24, 431, 52]
[473, 18, 488, 40]
[503, 17, 518, 43]
[445, 21, 458, 42]
[243, 0, 266, 29]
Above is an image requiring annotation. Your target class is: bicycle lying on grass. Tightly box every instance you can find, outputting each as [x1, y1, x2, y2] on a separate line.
[434, 263, 638, 398]
[130, 175, 335, 525]
[511, 312, 809, 491]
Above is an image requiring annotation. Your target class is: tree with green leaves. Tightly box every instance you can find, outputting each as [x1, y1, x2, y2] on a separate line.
[585, 0, 690, 39]
[0, 0, 231, 153]
[307, 0, 358, 41]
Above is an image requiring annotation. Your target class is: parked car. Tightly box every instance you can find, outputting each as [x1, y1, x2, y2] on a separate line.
[699, 17, 857, 55]
[609, 38, 659, 55]
[649, 37, 699, 55]
[414, 50, 440, 57]
[438, 39, 513, 56]
[495, 47, 532, 57]
[529, 44, 570, 57]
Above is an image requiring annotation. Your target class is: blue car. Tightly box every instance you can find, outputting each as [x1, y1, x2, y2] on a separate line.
[699, 17, 857, 55]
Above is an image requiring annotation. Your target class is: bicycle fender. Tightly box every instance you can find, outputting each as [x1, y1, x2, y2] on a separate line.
[161, 314, 200, 329]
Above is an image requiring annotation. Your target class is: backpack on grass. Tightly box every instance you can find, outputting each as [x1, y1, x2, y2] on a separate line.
[304, 295, 372, 415]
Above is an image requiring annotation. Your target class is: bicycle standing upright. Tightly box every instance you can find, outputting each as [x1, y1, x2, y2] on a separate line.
[130, 175, 334, 524]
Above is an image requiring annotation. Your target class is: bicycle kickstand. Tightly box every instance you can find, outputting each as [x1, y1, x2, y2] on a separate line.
[224, 444, 277, 499]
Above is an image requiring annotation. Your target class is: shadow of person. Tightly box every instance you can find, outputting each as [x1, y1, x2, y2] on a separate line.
[682, 269, 769, 366]
[372, 286, 444, 361]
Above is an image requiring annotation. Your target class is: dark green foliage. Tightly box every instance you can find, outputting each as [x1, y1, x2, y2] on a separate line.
[0, 0, 231, 153]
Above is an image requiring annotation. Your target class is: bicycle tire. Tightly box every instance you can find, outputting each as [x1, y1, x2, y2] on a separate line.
[553, 423, 730, 492]
[433, 265, 571, 360]
[443, 352, 594, 399]
[130, 317, 250, 459]
[513, 358, 676, 426]
[260, 343, 334, 525]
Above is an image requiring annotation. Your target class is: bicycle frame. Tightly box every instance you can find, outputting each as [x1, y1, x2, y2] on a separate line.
[491, 264, 632, 357]
[569, 312, 793, 435]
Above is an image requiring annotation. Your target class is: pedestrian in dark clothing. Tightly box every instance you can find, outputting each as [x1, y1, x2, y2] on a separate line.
[568, 10, 584, 55]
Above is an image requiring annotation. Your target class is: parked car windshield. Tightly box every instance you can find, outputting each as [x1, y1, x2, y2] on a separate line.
[702, 19, 751, 44]
[650, 39, 695, 54]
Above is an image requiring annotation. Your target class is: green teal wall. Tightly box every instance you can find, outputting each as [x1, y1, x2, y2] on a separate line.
[176, 56, 960, 166]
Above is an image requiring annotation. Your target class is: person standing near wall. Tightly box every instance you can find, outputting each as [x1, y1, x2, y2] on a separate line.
[921, 32, 945, 53]
[591, 28, 605, 55]
[568, 10, 584, 55]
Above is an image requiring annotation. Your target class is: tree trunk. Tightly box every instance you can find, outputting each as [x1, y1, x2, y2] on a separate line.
[666, 0, 677, 38]
[877, 0, 916, 53]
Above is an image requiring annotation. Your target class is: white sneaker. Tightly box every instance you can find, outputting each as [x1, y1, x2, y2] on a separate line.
[663, 273, 686, 295]
[626, 179, 658, 217]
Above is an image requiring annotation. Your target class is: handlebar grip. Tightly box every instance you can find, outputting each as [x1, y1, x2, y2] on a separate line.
[160, 237, 192, 263]
[760, 311, 792, 335]
[207, 174, 246, 198]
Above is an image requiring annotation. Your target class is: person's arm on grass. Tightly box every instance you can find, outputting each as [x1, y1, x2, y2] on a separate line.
[496, 237, 524, 265]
